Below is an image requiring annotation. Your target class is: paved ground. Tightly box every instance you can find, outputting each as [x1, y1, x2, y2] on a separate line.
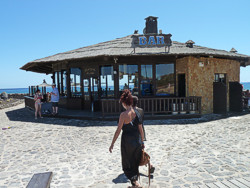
[0, 103, 249, 188]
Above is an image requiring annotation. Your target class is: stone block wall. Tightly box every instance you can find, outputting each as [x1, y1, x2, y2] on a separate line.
[176, 56, 240, 114]
[9, 94, 29, 99]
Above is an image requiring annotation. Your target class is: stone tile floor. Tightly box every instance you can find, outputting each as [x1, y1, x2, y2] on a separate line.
[0, 104, 249, 187]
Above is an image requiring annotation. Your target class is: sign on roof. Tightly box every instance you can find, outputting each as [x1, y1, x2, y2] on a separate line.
[132, 34, 172, 48]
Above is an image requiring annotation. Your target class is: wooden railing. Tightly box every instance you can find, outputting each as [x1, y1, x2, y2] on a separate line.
[101, 96, 202, 117]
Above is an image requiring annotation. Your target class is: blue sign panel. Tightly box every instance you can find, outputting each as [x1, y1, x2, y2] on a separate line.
[132, 34, 172, 48]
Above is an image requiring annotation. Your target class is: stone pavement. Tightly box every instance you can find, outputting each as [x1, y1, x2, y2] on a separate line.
[0, 103, 249, 188]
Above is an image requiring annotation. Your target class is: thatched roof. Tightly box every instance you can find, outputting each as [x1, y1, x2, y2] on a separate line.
[20, 34, 250, 73]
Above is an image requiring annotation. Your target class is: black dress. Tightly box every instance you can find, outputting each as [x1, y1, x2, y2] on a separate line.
[121, 110, 142, 185]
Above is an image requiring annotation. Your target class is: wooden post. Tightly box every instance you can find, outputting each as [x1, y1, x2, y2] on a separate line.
[151, 99, 154, 116]
[199, 97, 202, 114]
[102, 100, 104, 118]
[164, 99, 166, 112]
[167, 98, 169, 112]
[138, 65, 141, 97]
[111, 100, 113, 113]
[114, 100, 117, 113]
[67, 68, 71, 98]
[57, 71, 60, 94]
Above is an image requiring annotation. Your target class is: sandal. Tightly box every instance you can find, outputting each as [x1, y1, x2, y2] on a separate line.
[150, 165, 155, 173]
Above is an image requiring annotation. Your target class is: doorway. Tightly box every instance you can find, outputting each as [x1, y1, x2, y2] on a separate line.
[229, 82, 242, 112]
[178, 74, 186, 97]
[213, 74, 227, 114]
[83, 77, 100, 111]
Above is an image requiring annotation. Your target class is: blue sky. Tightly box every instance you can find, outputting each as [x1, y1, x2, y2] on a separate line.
[0, 0, 249, 88]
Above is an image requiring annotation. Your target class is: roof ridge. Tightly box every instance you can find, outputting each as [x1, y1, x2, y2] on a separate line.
[172, 41, 248, 56]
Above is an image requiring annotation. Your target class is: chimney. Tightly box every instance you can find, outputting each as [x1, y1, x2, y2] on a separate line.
[186, 40, 195, 48]
[230, 48, 237, 53]
[143, 16, 158, 35]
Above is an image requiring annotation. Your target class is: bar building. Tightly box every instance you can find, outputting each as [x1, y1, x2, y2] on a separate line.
[21, 16, 250, 118]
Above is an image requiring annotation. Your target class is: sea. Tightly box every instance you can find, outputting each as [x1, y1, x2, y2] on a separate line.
[0, 82, 250, 94]
[0, 88, 52, 94]
[242, 82, 250, 90]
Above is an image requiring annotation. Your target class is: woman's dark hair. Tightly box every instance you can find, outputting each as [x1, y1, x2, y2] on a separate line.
[36, 89, 40, 93]
[132, 96, 138, 107]
[120, 89, 133, 106]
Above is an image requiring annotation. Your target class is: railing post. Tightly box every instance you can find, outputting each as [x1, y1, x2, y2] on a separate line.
[151, 99, 154, 116]
[119, 99, 121, 113]
[156, 98, 158, 113]
[106, 100, 109, 113]
[167, 98, 169, 112]
[188, 97, 190, 112]
[111, 100, 113, 113]
[102, 100, 104, 118]
[199, 97, 202, 114]
[164, 99, 166, 112]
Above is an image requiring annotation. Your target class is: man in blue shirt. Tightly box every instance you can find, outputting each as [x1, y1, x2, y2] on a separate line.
[51, 83, 59, 115]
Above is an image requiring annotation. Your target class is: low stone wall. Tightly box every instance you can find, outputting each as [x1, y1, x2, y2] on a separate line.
[0, 99, 24, 110]
[9, 94, 29, 99]
[24, 96, 35, 110]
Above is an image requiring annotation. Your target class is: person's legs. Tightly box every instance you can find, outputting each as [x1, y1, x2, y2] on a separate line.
[34, 103, 38, 119]
[55, 106, 58, 114]
[38, 104, 42, 118]
[52, 103, 55, 114]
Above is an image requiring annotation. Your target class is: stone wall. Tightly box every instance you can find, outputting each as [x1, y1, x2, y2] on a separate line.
[176, 57, 189, 95]
[9, 94, 29, 99]
[176, 56, 240, 114]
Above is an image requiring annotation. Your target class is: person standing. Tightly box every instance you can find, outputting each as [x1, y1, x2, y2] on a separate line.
[34, 89, 43, 119]
[51, 83, 59, 115]
[132, 95, 155, 174]
[109, 90, 144, 188]
[247, 90, 250, 110]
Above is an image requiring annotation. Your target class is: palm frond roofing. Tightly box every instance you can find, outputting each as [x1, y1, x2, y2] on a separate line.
[21, 34, 250, 71]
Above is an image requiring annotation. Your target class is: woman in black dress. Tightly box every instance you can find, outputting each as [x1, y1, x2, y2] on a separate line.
[109, 90, 145, 188]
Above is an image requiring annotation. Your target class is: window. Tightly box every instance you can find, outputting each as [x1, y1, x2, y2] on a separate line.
[62, 71, 67, 96]
[215, 73, 226, 84]
[54, 71, 63, 95]
[70, 68, 82, 97]
[156, 64, 175, 96]
[54, 72, 58, 87]
[140, 65, 153, 96]
[100, 66, 114, 98]
[83, 79, 89, 100]
[119, 64, 139, 96]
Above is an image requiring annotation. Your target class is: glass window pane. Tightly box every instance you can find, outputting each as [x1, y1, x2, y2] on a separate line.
[70, 68, 82, 97]
[63, 71, 67, 96]
[100, 66, 114, 98]
[119, 64, 138, 96]
[141, 65, 153, 96]
[54, 72, 58, 87]
[214, 73, 226, 84]
[83, 79, 89, 100]
[91, 78, 99, 100]
[156, 64, 175, 96]
[58, 72, 62, 94]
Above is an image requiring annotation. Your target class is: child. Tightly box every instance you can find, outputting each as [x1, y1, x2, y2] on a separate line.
[34, 89, 43, 119]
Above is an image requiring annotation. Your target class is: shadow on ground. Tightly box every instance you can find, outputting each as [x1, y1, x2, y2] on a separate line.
[112, 173, 153, 185]
[4, 106, 250, 127]
[112, 173, 129, 184]
[5, 107, 117, 127]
